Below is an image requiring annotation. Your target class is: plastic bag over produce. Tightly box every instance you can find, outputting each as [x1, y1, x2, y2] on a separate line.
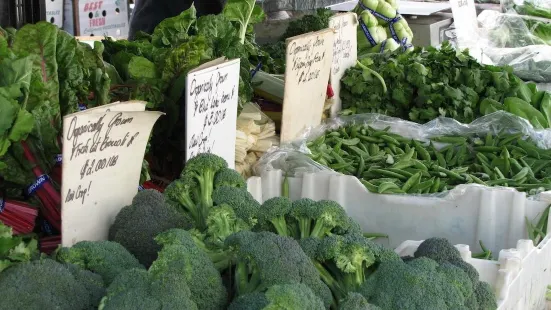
[254, 112, 551, 198]
[468, 10, 551, 82]
[501, 0, 551, 19]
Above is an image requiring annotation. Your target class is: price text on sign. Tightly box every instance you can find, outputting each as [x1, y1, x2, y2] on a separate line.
[62, 109, 161, 246]
[281, 29, 335, 143]
[185, 59, 240, 168]
[449, 0, 478, 49]
[329, 13, 358, 117]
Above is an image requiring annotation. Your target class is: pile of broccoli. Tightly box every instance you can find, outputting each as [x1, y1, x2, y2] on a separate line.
[0, 153, 499, 310]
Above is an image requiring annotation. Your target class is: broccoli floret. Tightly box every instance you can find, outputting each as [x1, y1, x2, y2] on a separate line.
[230, 283, 325, 310]
[0, 259, 103, 310]
[289, 198, 317, 239]
[98, 268, 198, 310]
[257, 196, 292, 236]
[437, 262, 475, 307]
[188, 228, 232, 270]
[339, 292, 382, 310]
[182, 153, 228, 211]
[300, 234, 378, 302]
[164, 174, 204, 229]
[214, 167, 247, 189]
[414, 237, 462, 263]
[359, 257, 471, 310]
[225, 231, 333, 308]
[212, 185, 261, 226]
[108, 189, 191, 267]
[56, 240, 144, 285]
[65, 263, 107, 308]
[474, 281, 498, 310]
[150, 229, 227, 310]
[288, 199, 349, 239]
[206, 203, 252, 247]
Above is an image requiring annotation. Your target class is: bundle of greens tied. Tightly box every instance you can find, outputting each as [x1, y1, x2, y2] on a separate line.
[0, 153, 498, 310]
[341, 42, 551, 128]
[306, 123, 551, 195]
[0, 22, 115, 237]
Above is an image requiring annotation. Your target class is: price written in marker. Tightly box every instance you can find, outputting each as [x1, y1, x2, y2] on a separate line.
[281, 29, 335, 143]
[185, 58, 240, 168]
[61, 102, 162, 247]
[329, 13, 358, 117]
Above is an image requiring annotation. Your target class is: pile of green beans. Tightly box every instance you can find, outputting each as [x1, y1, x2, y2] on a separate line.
[306, 124, 551, 195]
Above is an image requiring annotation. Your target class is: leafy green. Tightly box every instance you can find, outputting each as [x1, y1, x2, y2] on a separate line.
[341, 42, 551, 127]
[222, 0, 265, 44]
[0, 222, 38, 272]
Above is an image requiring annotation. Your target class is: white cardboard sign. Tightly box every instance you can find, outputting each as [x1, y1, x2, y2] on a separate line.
[449, 0, 479, 50]
[185, 58, 240, 168]
[61, 105, 162, 246]
[281, 29, 335, 143]
[329, 13, 358, 117]
[45, 0, 64, 27]
[65, 0, 130, 38]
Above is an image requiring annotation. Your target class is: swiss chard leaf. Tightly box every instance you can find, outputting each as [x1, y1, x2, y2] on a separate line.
[223, 0, 265, 44]
[152, 5, 197, 48]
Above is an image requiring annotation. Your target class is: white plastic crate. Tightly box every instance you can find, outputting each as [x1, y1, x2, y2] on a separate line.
[246, 170, 551, 309]
[395, 237, 551, 310]
[247, 170, 551, 259]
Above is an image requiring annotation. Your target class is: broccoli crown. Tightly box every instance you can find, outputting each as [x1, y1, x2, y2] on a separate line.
[359, 257, 473, 310]
[56, 240, 144, 286]
[213, 186, 261, 226]
[257, 196, 292, 236]
[214, 167, 247, 189]
[339, 292, 382, 310]
[150, 229, 227, 310]
[289, 198, 318, 239]
[99, 268, 198, 310]
[229, 283, 325, 310]
[474, 281, 498, 310]
[311, 200, 350, 238]
[182, 153, 228, 211]
[0, 259, 100, 310]
[437, 262, 475, 308]
[414, 237, 462, 263]
[108, 189, 191, 267]
[225, 231, 333, 308]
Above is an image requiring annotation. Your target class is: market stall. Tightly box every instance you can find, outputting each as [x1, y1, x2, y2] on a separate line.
[1, 0, 551, 309]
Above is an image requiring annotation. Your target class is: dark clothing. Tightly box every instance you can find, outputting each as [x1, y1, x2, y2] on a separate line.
[129, 0, 226, 40]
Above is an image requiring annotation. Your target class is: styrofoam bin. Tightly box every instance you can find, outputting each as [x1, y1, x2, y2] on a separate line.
[394, 236, 551, 310]
[247, 170, 551, 256]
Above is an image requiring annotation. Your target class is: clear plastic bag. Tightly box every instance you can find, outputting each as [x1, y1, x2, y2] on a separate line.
[502, 0, 551, 19]
[254, 111, 551, 197]
[466, 10, 551, 82]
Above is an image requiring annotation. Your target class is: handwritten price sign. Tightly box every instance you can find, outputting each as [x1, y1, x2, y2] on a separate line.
[61, 103, 162, 246]
[185, 58, 240, 168]
[281, 29, 335, 143]
[329, 13, 358, 117]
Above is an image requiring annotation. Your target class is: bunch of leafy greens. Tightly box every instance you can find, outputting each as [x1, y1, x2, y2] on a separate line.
[262, 8, 334, 74]
[0, 221, 38, 272]
[102, 1, 272, 179]
[340, 41, 551, 128]
[0, 23, 114, 193]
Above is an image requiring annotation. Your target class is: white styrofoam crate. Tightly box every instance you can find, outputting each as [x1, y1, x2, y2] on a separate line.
[247, 170, 551, 258]
[395, 237, 551, 310]
[246, 170, 551, 310]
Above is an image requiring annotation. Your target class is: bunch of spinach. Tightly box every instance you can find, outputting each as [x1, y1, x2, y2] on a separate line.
[102, 1, 272, 179]
[340, 42, 551, 128]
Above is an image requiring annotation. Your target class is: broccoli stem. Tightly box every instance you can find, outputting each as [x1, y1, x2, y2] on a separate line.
[195, 170, 216, 221]
[313, 261, 347, 303]
[270, 217, 288, 236]
[235, 262, 261, 295]
[298, 219, 311, 239]
[310, 221, 330, 239]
